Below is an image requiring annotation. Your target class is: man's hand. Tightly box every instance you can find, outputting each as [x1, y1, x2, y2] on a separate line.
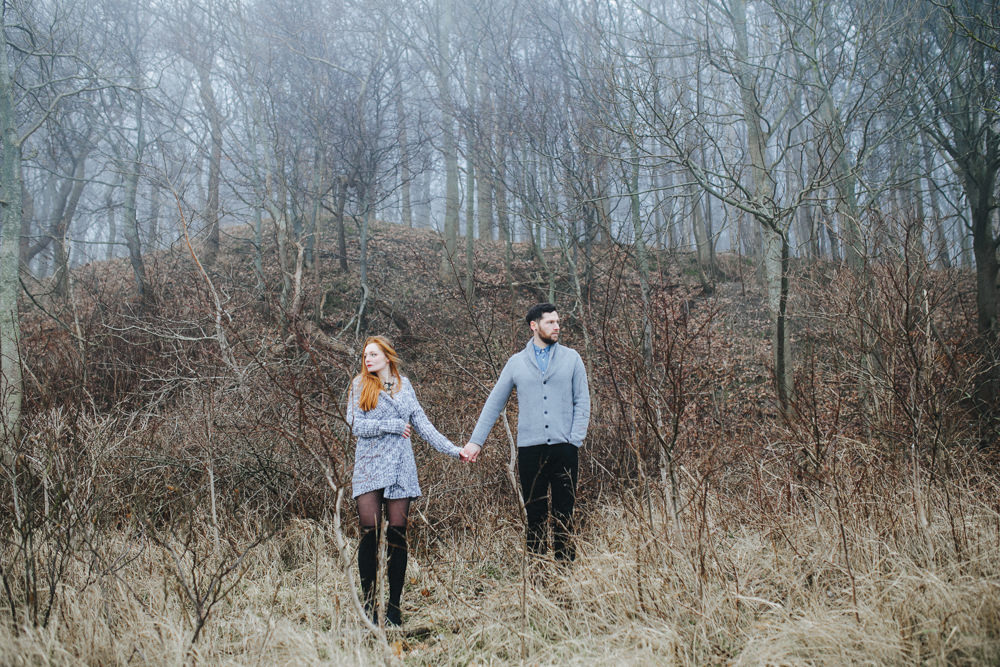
[460, 442, 482, 462]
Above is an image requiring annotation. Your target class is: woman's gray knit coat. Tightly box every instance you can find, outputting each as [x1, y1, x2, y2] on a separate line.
[348, 376, 461, 499]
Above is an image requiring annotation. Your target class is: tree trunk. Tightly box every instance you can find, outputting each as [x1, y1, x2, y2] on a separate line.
[663, 169, 678, 250]
[685, 122, 715, 289]
[356, 190, 377, 337]
[967, 176, 999, 343]
[630, 148, 653, 364]
[959, 213, 973, 269]
[198, 60, 222, 266]
[17, 181, 31, 270]
[792, 137, 816, 259]
[694, 43, 717, 278]
[477, 154, 493, 242]
[149, 177, 161, 251]
[593, 163, 610, 246]
[306, 147, 323, 270]
[652, 167, 665, 250]
[825, 187, 842, 262]
[730, 0, 793, 413]
[265, 165, 293, 313]
[523, 148, 556, 300]
[0, 29, 23, 443]
[689, 179, 714, 292]
[436, 0, 459, 282]
[764, 225, 793, 410]
[104, 185, 115, 261]
[52, 155, 88, 297]
[417, 170, 432, 229]
[393, 62, 413, 228]
[909, 170, 927, 261]
[495, 134, 513, 285]
[476, 67, 494, 242]
[335, 176, 349, 273]
[969, 182, 1000, 406]
[122, 79, 150, 305]
[921, 137, 951, 268]
[20, 182, 54, 267]
[440, 116, 459, 281]
[122, 162, 149, 304]
[465, 139, 475, 300]
[815, 82, 862, 269]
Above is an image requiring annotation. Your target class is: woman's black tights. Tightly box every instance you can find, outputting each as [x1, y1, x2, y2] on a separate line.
[356, 490, 410, 625]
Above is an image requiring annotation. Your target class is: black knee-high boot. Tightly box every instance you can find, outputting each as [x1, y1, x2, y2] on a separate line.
[385, 526, 408, 626]
[358, 527, 379, 621]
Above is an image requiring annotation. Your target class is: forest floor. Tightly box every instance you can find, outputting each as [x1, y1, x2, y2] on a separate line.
[3, 219, 999, 665]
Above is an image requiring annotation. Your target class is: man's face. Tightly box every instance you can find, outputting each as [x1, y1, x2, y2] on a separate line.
[531, 311, 560, 345]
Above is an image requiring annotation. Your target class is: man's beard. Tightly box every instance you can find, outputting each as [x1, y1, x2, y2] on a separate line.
[539, 332, 558, 345]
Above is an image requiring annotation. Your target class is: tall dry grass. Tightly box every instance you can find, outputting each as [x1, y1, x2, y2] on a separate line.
[2, 440, 998, 665]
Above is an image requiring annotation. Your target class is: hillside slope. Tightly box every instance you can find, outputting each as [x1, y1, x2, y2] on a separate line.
[4, 221, 998, 665]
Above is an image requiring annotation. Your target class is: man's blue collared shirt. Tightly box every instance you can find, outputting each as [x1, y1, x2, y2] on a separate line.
[533, 342, 551, 374]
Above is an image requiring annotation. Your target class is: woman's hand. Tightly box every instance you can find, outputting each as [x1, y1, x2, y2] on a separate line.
[402, 423, 412, 439]
[460, 442, 481, 462]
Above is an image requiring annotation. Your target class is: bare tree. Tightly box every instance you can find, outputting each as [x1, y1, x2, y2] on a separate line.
[905, 1, 1000, 372]
[1, 0, 113, 441]
[161, 0, 229, 267]
[99, 0, 159, 305]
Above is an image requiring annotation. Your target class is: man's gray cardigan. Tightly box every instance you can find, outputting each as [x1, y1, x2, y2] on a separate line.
[470, 340, 590, 449]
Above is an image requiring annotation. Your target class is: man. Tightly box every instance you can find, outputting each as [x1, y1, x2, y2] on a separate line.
[462, 303, 590, 561]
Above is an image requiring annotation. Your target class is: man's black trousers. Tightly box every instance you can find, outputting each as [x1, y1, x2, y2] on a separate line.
[517, 442, 579, 561]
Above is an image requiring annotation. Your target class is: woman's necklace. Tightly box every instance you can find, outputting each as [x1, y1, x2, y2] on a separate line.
[382, 378, 396, 392]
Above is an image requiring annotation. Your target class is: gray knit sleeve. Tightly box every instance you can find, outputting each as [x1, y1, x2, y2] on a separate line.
[469, 357, 516, 446]
[347, 380, 407, 437]
[569, 352, 591, 446]
[404, 380, 461, 458]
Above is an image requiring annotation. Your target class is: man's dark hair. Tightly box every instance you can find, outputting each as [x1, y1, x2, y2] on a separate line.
[525, 302, 558, 326]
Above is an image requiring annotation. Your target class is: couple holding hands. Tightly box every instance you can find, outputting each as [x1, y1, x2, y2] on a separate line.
[347, 303, 591, 626]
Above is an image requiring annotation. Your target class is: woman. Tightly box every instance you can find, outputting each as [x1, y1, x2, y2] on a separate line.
[347, 335, 465, 626]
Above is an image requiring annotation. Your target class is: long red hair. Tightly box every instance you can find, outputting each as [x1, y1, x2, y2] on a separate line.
[354, 335, 402, 412]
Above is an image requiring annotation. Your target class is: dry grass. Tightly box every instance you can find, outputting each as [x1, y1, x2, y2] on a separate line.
[2, 459, 998, 666]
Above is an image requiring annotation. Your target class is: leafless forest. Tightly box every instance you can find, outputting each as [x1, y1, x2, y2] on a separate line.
[1, 0, 998, 664]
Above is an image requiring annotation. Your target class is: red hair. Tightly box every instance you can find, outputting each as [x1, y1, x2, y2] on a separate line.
[354, 335, 402, 412]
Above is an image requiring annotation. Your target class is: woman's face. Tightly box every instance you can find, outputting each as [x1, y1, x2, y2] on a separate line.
[364, 343, 388, 375]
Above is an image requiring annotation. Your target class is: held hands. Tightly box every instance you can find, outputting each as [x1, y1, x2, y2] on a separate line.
[459, 442, 482, 463]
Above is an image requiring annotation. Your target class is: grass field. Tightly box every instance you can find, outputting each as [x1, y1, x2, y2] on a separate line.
[2, 454, 997, 665]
